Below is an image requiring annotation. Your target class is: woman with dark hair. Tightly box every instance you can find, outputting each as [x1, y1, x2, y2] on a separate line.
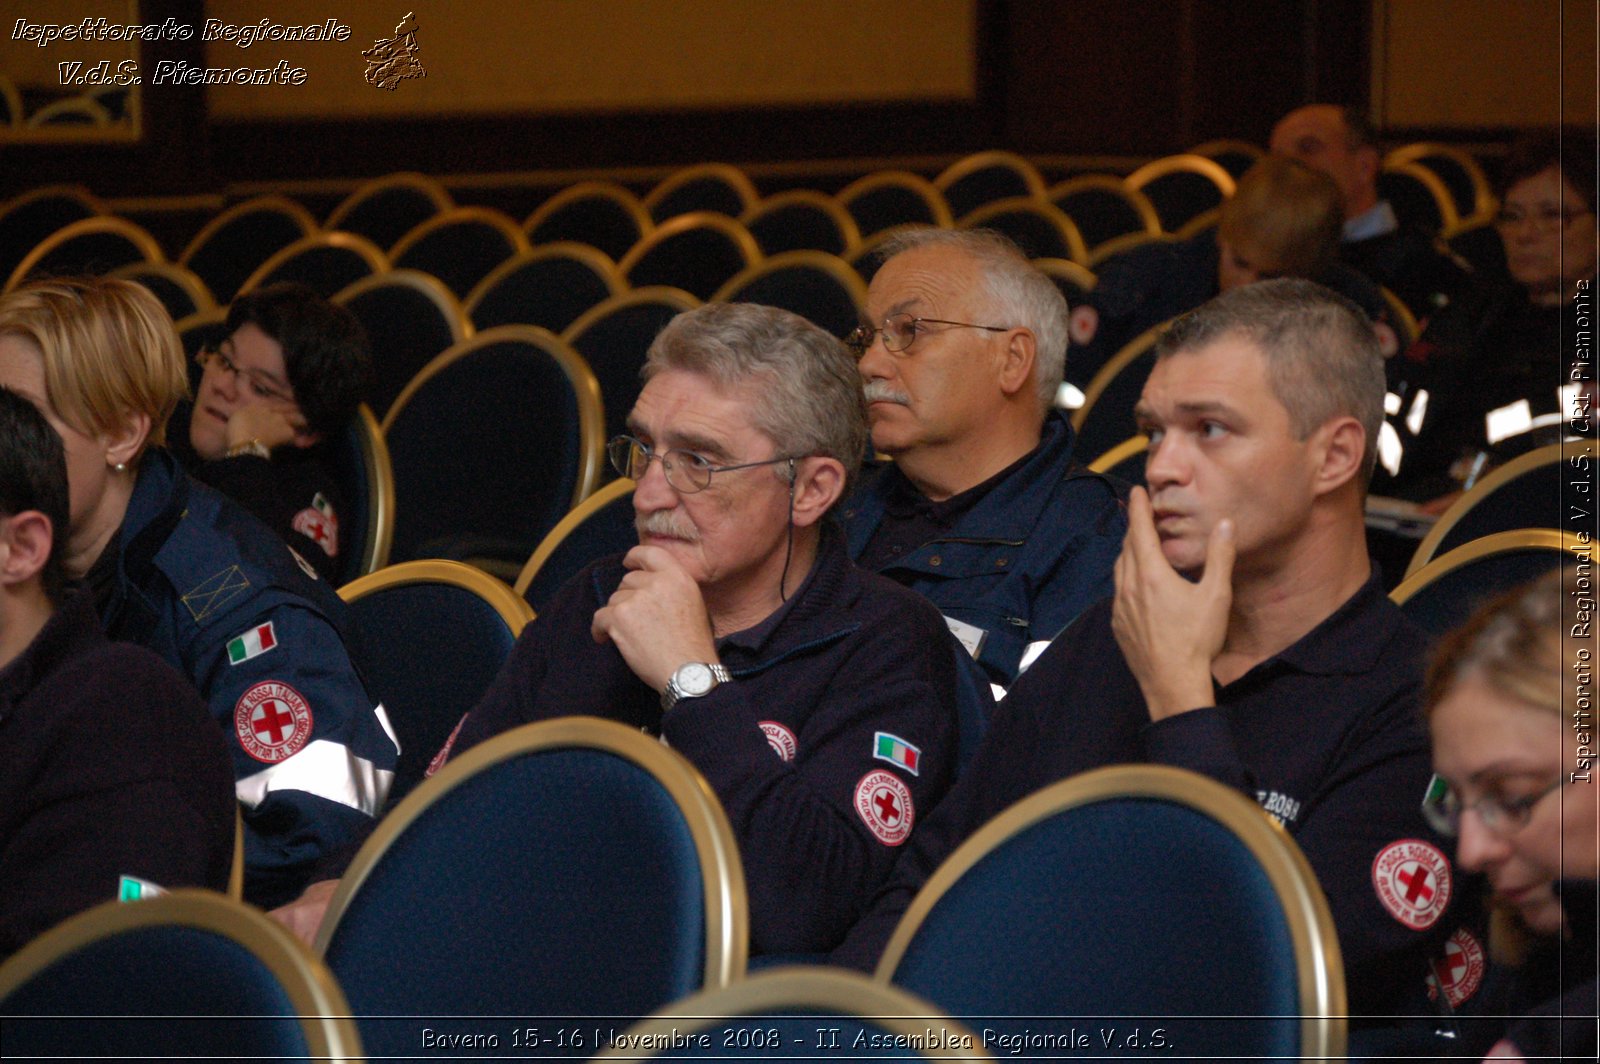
[1425, 570, 1597, 1061]
[172, 282, 372, 582]
[1381, 129, 1597, 503]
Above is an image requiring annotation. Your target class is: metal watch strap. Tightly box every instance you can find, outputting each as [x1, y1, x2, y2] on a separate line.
[661, 662, 731, 712]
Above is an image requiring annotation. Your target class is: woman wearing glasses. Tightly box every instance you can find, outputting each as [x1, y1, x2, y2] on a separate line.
[1426, 569, 1597, 1062]
[175, 282, 371, 582]
[0, 277, 395, 909]
[1381, 129, 1598, 504]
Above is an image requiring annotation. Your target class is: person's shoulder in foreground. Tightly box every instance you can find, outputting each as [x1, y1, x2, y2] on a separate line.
[834, 278, 1469, 1031]
[0, 386, 233, 960]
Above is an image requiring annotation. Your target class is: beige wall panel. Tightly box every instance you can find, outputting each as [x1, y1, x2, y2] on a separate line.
[1376, 0, 1597, 128]
[202, 0, 975, 119]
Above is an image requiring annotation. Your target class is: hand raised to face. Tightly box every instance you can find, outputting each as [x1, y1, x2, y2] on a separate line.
[590, 544, 721, 693]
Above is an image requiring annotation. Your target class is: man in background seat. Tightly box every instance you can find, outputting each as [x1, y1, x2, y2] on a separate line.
[1271, 103, 1471, 321]
[841, 228, 1124, 692]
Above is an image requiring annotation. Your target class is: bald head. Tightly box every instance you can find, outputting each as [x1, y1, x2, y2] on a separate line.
[1269, 105, 1380, 220]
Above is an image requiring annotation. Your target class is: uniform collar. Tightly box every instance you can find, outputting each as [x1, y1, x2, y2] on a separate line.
[1343, 200, 1399, 243]
[1226, 570, 1410, 687]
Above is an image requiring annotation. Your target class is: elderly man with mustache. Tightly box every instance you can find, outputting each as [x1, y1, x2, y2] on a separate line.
[273, 302, 968, 959]
[840, 228, 1126, 692]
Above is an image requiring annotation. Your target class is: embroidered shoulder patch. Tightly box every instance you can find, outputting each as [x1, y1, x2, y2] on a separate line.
[181, 565, 250, 622]
[854, 769, 913, 846]
[1372, 839, 1452, 930]
[873, 731, 920, 776]
[234, 681, 314, 764]
[759, 721, 797, 761]
[1426, 928, 1485, 1009]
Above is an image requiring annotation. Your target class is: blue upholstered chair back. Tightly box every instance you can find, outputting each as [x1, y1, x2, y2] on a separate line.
[562, 287, 698, 442]
[339, 559, 531, 807]
[327, 404, 393, 585]
[713, 252, 866, 339]
[0, 892, 359, 1061]
[317, 718, 746, 1059]
[334, 269, 468, 419]
[879, 765, 1344, 1060]
[603, 966, 989, 1063]
[1392, 529, 1580, 637]
[515, 479, 639, 612]
[1406, 441, 1586, 577]
[381, 325, 604, 567]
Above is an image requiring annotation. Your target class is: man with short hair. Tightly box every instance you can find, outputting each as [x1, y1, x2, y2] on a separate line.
[842, 228, 1125, 689]
[0, 386, 234, 959]
[1271, 104, 1471, 319]
[277, 302, 966, 956]
[837, 280, 1467, 1029]
[176, 282, 372, 581]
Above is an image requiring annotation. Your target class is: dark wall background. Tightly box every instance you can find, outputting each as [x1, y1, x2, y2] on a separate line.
[1, 0, 1376, 198]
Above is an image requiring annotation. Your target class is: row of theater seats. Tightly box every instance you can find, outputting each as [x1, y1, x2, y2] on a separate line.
[1, 138, 1501, 308]
[8, 470, 1585, 1063]
[0, 718, 1349, 1061]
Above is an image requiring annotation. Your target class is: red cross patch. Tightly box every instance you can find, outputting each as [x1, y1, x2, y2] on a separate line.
[1426, 928, 1485, 1009]
[234, 681, 314, 763]
[854, 769, 914, 846]
[1372, 839, 1452, 930]
[1069, 304, 1099, 347]
[759, 721, 797, 762]
[292, 505, 339, 558]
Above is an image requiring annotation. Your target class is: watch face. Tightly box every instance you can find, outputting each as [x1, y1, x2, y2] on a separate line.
[677, 662, 715, 696]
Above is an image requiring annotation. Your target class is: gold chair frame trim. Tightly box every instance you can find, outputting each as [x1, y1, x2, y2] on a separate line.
[313, 715, 749, 990]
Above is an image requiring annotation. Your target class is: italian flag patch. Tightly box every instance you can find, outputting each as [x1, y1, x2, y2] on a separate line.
[874, 731, 921, 776]
[226, 621, 277, 665]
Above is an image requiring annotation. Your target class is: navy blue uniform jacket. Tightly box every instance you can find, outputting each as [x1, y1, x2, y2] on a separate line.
[448, 526, 963, 955]
[835, 576, 1463, 1021]
[96, 449, 397, 909]
[840, 412, 1125, 688]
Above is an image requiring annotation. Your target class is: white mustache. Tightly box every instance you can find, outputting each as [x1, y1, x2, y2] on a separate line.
[862, 380, 910, 405]
[636, 510, 701, 543]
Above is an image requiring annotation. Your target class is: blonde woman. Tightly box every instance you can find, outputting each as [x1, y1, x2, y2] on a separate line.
[0, 277, 396, 909]
[1427, 569, 1598, 1061]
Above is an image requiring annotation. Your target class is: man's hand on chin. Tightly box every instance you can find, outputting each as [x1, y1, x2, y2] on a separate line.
[590, 545, 719, 693]
[1111, 486, 1234, 721]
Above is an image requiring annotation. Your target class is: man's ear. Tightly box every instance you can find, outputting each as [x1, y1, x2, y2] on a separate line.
[997, 328, 1038, 399]
[788, 456, 846, 529]
[104, 410, 151, 470]
[1354, 143, 1381, 185]
[1310, 415, 1366, 496]
[0, 510, 53, 589]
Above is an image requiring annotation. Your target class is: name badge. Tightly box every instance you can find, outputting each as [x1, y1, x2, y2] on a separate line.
[943, 615, 987, 659]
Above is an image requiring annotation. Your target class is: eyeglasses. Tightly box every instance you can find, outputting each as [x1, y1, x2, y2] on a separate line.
[1421, 774, 1567, 838]
[844, 313, 1011, 358]
[608, 435, 797, 494]
[197, 348, 293, 404]
[1494, 205, 1593, 233]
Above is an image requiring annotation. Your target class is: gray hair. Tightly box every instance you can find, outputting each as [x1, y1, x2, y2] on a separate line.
[876, 227, 1068, 411]
[1156, 278, 1385, 484]
[643, 302, 868, 497]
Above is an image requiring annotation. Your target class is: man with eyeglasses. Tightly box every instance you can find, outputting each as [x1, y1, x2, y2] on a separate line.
[1271, 103, 1471, 322]
[272, 302, 970, 956]
[840, 227, 1125, 692]
[173, 283, 371, 582]
[836, 281, 1476, 1047]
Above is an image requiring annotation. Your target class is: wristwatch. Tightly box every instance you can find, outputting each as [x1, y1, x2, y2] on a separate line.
[661, 662, 731, 711]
